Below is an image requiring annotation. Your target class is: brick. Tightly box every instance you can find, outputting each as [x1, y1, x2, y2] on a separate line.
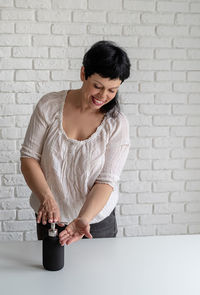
[16, 23, 51, 34]
[173, 213, 200, 224]
[154, 203, 184, 214]
[50, 47, 84, 59]
[2, 128, 21, 139]
[154, 115, 185, 126]
[185, 137, 200, 148]
[153, 181, 184, 192]
[157, 1, 189, 12]
[173, 38, 200, 49]
[24, 231, 37, 241]
[88, 0, 122, 10]
[0, 198, 29, 210]
[0, 187, 14, 198]
[0, 152, 19, 163]
[188, 72, 200, 81]
[3, 220, 35, 231]
[141, 214, 171, 225]
[157, 224, 187, 235]
[0, 210, 16, 220]
[36, 81, 70, 93]
[154, 137, 183, 148]
[16, 186, 31, 198]
[52, 0, 87, 9]
[0, 232, 23, 241]
[190, 3, 200, 13]
[121, 204, 152, 215]
[173, 61, 200, 70]
[51, 70, 79, 81]
[33, 36, 67, 47]
[2, 175, 26, 186]
[16, 70, 49, 81]
[0, 47, 11, 57]
[188, 49, 200, 59]
[153, 159, 184, 170]
[142, 13, 174, 24]
[118, 193, 136, 204]
[156, 49, 186, 59]
[1, 9, 34, 20]
[37, 10, 71, 22]
[140, 170, 171, 181]
[156, 71, 186, 81]
[186, 203, 200, 213]
[155, 94, 186, 104]
[121, 181, 151, 193]
[186, 182, 200, 191]
[190, 27, 200, 37]
[176, 14, 200, 25]
[0, 70, 14, 81]
[0, 0, 13, 7]
[125, 225, 156, 237]
[117, 215, 138, 226]
[139, 60, 170, 70]
[16, 116, 30, 127]
[108, 12, 140, 24]
[138, 193, 168, 203]
[0, 58, 32, 69]
[140, 82, 172, 92]
[173, 170, 200, 180]
[139, 37, 171, 48]
[0, 163, 16, 174]
[171, 148, 200, 159]
[73, 11, 106, 23]
[0, 35, 30, 46]
[0, 141, 15, 151]
[186, 159, 200, 169]
[69, 36, 102, 47]
[15, 0, 51, 8]
[52, 23, 86, 35]
[124, 0, 154, 11]
[123, 25, 155, 36]
[0, 82, 35, 93]
[138, 127, 169, 137]
[34, 59, 68, 70]
[13, 47, 48, 58]
[88, 24, 122, 35]
[0, 22, 14, 33]
[171, 127, 200, 137]
[139, 148, 170, 160]
[0, 104, 32, 115]
[17, 209, 35, 220]
[173, 105, 200, 115]
[158, 25, 189, 37]
[16, 93, 40, 104]
[170, 191, 200, 202]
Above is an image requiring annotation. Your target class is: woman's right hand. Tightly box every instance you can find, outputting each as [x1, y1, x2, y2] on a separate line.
[37, 196, 61, 225]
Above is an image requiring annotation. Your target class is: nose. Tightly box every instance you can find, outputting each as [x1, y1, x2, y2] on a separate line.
[98, 89, 107, 100]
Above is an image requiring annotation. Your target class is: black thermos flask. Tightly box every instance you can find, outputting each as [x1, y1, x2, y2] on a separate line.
[42, 223, 64, 271]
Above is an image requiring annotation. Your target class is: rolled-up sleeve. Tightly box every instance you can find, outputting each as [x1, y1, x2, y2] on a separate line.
[95, 113, 130, 190]
[20, 97, 48, 162]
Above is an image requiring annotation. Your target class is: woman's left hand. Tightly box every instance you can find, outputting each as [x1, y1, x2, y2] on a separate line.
[59, 217, 93, 246]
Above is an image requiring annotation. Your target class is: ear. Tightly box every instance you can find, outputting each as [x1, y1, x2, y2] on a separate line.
[80, 66, 85, 81]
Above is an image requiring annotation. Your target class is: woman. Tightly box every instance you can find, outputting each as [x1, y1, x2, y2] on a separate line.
[20, 40, 131, 246]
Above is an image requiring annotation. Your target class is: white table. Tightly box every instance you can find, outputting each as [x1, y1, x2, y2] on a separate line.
[1, 235, 200, 295]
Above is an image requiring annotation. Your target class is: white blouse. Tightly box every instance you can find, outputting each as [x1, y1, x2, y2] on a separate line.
[20, 90, 130, 224]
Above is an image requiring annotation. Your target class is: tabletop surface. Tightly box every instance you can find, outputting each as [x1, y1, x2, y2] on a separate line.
[1, 234, 200, 295]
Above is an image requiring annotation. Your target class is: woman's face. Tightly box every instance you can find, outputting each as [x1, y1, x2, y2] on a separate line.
[80, 67, 122, 110]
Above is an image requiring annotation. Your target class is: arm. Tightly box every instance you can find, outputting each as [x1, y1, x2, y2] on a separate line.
[77, 182, 113, 223]
[21, 157, 61, 224]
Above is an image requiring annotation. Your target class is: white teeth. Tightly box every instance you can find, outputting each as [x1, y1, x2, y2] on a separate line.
[93, 97, 105, 105]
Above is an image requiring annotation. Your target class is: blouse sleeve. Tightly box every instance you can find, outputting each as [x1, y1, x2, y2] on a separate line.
[95, 113, 131, 190]
[20, 96, 49, 162]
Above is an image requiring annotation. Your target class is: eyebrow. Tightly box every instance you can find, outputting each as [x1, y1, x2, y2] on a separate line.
[93, 80, 120, 89]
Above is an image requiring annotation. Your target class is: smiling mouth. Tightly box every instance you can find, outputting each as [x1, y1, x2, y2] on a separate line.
[91, 96, 106, 106]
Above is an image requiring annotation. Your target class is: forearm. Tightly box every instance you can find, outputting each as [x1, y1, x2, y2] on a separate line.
[78, 183, 113, 223]
[20, 157, 53, 202]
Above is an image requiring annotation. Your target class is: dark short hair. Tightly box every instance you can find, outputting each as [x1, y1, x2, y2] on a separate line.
[82, 40, 131, 117]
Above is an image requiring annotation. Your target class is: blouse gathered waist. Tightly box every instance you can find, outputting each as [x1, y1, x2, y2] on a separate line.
[20, 90, 130, 224]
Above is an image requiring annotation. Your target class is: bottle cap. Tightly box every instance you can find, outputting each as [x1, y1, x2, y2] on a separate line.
[48, 223, 58, 237]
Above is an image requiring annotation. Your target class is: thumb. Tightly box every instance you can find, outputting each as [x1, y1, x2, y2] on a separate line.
[84, 228, 93, 239]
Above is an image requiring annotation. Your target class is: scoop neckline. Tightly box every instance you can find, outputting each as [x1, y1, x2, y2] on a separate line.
[59, 90, 108, 144]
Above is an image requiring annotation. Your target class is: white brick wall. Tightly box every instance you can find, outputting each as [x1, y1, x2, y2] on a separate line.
[0, 0, 199, 241]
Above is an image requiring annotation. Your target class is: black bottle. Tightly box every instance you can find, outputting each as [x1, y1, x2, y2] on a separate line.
[42, 223, 64, 271]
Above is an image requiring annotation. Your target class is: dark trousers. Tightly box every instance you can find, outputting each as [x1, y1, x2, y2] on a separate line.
[35, 209, 118, 240]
